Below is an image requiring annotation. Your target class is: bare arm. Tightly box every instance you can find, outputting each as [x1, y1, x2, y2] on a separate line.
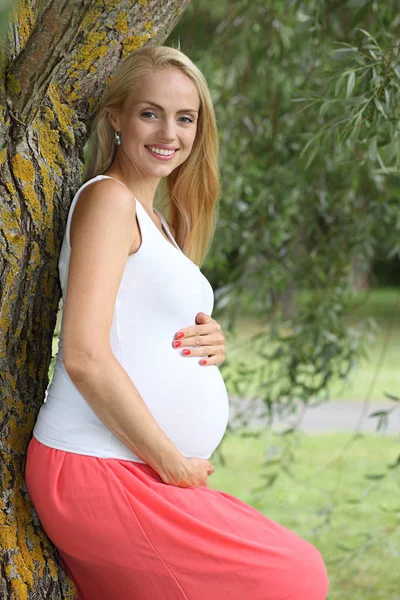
[62, 179, 185, 478]
[67, 352, 184, 477]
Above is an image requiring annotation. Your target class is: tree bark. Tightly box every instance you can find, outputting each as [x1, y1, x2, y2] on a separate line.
[0, 0, 191, 597]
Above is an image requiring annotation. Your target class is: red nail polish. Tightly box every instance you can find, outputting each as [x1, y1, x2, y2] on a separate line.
[173, 340, 181, 348]
[183, 349, 191, 356]
[177, 331, 184, 339]
[200, 359, 207, 365]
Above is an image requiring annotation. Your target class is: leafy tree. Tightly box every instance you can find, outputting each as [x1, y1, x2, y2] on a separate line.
[0, 0, 190, 596]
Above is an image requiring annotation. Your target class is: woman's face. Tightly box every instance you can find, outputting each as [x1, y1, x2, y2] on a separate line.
[109, 68, 200, 177]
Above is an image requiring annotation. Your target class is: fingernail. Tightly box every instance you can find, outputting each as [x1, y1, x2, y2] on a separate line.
[200, 359, 207, 365]
[173, 340, 181, 348]
[183, 349, 191, 356]
[177, 331, 184, 339]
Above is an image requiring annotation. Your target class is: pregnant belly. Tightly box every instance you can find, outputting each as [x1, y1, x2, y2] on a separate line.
[125, 349, 230, 459]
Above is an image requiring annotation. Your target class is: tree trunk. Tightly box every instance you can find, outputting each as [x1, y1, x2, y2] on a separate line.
[0, 0, 191, 597]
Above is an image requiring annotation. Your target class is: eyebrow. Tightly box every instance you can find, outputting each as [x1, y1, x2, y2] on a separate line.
[136, 101, 199, 114]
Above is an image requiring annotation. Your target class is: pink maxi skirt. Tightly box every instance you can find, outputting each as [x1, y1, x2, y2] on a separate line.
[25, 435, 329, 600]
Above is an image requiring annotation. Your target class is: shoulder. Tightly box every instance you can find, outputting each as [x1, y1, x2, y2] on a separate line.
[78, 177, 135, 207]
[70, 178, 136, 247]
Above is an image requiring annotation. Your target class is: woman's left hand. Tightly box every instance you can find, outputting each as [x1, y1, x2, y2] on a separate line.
[172, 312, 226, 366]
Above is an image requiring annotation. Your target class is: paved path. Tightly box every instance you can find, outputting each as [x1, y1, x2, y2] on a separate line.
[227, 395, 400, 435]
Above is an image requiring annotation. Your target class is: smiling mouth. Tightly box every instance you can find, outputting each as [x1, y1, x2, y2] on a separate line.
[145, 145, 179, 156]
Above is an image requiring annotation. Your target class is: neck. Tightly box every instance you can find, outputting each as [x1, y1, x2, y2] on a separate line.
[107, 148, 162, 212]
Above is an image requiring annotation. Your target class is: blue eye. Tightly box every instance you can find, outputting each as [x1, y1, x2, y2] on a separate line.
[141, 111, 156, 119]
[179, 116, 194, 123]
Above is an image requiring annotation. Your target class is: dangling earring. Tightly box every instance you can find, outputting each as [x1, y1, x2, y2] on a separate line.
[115, 130, 121, 145]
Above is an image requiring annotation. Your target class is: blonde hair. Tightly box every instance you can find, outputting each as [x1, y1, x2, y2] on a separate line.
[82, 45, 220, 267]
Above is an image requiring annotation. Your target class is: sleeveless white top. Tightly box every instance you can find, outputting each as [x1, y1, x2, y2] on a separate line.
[32, 175, 229, 463]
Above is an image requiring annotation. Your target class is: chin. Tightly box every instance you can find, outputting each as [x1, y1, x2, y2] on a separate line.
[146, 163, 182, 177]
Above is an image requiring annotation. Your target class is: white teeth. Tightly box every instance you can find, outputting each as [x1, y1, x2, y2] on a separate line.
[147, 145, 176, 156]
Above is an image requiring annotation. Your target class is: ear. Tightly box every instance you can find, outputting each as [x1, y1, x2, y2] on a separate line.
[107, 110, 120, 132]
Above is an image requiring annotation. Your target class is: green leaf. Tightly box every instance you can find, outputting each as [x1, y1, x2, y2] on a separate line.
[373, 97, 387, 118]
[335, 74, 345, 97]
[319, 101, 331, 118]
[346, 71, 356, 98]
[368, 137, 377, 161]
[356, 28, 381, 50]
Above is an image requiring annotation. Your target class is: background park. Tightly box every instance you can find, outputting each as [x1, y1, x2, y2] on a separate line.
[1, 0, 399, 598]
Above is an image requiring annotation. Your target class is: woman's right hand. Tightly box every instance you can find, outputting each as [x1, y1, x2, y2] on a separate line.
[160, 457, 215, 488]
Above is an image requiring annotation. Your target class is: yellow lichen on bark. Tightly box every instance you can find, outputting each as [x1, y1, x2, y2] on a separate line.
[6, 371, 17, 392]
[14, 397, 27, 419]
[24, 184, 43, 223]
[0, 148, 7, 164]
[40, 164, 56, 204]
[7, 73, 22, 95]
[11, 154, 35, 182]
[44, 107, 55, 122]
[48, 85, 76, 146]
[7, 414, 36, 454]
[66, 89, 79, 102]
[5, 179, 17, 196]
[81, 3, 103, 28]
[6, 232, 26, 257]
[1, 459, 12, 493]
[9, 504, 74, 597]
[115, 12, 128, 34]
[37, 118, 63, 174]
[10, 0, 35, 51]
[3, 563, 28, 600]
[15, 507, 35, 590]
[15, 487, 44, 575]
[46, 557, 59, 580]
[64, 18, 109, 103]
[0, 273, 18, 356]
[72, 31, 108, 71]
[122, 33, 150, 56]
[2, 475, 54, 597]
[138, 0, 148, 6]
[28, 241, 42, 274]
[39, 164, 56, 254]
[88, 97, 97, 113]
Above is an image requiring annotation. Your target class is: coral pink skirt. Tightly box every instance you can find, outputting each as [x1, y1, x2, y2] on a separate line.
[25, 435, 329, 600]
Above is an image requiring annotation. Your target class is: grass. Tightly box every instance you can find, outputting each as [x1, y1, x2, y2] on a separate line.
[223, 287, 400, 403]
[209, 430, 400, 600]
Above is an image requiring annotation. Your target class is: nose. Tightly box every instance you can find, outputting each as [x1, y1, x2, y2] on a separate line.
[157, 117, 177, 143]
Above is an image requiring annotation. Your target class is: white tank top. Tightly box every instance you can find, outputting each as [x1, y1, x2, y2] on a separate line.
[32, 175, 230, 463]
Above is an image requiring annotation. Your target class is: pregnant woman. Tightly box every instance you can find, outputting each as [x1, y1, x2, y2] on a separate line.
[25, 45, 329, 599]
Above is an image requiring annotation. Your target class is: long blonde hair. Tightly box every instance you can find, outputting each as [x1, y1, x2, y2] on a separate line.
[83, 45, 220, 267]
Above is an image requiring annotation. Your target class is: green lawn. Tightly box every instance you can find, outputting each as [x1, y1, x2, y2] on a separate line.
[224, 288, 400, 402]
[209, 430, 400, 600]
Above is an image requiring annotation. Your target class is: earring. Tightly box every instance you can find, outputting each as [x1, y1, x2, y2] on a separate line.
[115, 130, 121, 145]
